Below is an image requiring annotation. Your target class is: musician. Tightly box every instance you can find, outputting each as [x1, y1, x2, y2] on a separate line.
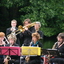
[0, 32, 6, 64]
[6, 19, 21, 46]
[4, 34, 20, 64]
[0, 32, 6, 46]
[49, 33, 64, 64]
[24, 32, 42, 64]
[21, 18, 35, 46]
[34, 21, 44, 39]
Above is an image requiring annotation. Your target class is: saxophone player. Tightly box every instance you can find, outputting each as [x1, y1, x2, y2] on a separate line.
[49, 33, 64, 64]
[34, 21, 44, 39]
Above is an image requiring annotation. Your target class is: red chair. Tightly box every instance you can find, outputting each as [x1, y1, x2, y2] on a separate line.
[41, 55, 48, 64]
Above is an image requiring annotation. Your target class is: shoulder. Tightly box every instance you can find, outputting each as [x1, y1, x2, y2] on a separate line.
[38, 30, 43, 34]
[6, 27, 11, 30]
[15, 27, 18, 30]
[14, 43, 19, 47]
[5, 44, 10, 46]
[38, 41, 42, 48]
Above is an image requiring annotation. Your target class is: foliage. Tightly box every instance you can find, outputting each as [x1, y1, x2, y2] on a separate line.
[0, 0, 64, 36]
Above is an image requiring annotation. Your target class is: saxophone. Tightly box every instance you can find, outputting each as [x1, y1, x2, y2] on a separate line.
[48, 42, 58, 60]
[52, 42, 58, 49]
[4, 55, 11, 64]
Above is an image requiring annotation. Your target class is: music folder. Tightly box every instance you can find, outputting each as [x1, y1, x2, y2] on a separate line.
[0, 47, 20, 56]
[42, 49, 59, 55]
[21, 46, 41, 56]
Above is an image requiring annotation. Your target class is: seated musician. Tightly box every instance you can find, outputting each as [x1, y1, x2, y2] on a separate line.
[24, 32, 42, 64]
[49, 33, 64, 64]
[4, 34, 20, 64]
[0, 32, 6, 46]
[0, 32, 6, 64]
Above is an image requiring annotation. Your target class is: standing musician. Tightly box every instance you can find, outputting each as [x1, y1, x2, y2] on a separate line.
[4, 34, 20, 64]
[6, 19, 21, 46]
[24, 32, 42, 64]
[21, 18, 35, 46]
[49, 33, 64, 64]
[34, 21, 44, 39]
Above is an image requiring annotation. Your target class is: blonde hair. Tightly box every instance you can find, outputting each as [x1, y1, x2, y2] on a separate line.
[11, 19, 17, 23]
[8, 34, 17, 42]
[36, 21, 41, 27]
[32, 32, 40, 40]
[0, 32, 5, 37]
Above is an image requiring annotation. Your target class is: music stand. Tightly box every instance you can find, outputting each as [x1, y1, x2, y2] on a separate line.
[21, 46, 41, 56]
[42, 49, 59, 56]
[0, 47, 9, 55]
[9, 47, 21, 56]
[0, 47, 20, 56]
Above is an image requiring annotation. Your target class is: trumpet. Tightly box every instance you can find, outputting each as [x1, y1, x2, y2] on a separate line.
[7, 22, 36, 38]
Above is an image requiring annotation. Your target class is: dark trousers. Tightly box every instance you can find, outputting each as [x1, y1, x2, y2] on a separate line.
[0, 58, 4, 64]
[8, 59, 20, 64]
[23, 59, 41, 64]
[49, 58, 64, 64]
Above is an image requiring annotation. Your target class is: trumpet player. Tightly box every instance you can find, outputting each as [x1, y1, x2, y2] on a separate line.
[21, 18, 35, 46]
[6, 19, 21, 46]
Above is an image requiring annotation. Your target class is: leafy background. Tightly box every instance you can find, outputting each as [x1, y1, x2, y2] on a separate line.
[0, 0, 64, 48]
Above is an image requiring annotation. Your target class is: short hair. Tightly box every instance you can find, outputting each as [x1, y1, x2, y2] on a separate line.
[11, 19, 17, 23]
[32, 32, 40, 40]
[57, 33, 64, 39]
[8, 34, 17, 42]
[23, 18, 31, 24]
[36, 21, 41, 27]
[0, 32, 5, 37]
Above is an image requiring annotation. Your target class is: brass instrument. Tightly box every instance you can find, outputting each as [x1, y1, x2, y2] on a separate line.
[7, 22, 36, 38]
[52, 42, 58, 49]
[4, 55, 11, 64]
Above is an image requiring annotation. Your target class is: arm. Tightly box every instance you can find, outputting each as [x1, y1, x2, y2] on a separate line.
[6, 28, 12, 36]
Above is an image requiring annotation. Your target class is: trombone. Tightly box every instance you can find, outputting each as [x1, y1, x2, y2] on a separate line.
[7, 22, 36, 38]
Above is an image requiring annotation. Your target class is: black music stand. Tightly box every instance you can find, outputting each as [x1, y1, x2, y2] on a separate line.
[42, 49, 59, 56]
[0, 47, 20, 56]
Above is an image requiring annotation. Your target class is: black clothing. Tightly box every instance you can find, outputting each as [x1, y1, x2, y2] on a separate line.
[24, 41, 42, 64]
[21, 27, 35, 46]
[6, 27, 21, 46]
[5, 43, 19, 47]
[5, 43, 20, 64]
[49, 44, 64, 64]
[0, 45, 5, 64]
[33, 29, 44, 39]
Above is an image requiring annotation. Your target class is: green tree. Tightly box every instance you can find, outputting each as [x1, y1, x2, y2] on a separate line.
[0, 0, 64, 37]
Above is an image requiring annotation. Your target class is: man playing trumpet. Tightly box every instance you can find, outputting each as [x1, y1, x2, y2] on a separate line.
[6, 19, 21, 46]
[21, 18, 35, 46]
